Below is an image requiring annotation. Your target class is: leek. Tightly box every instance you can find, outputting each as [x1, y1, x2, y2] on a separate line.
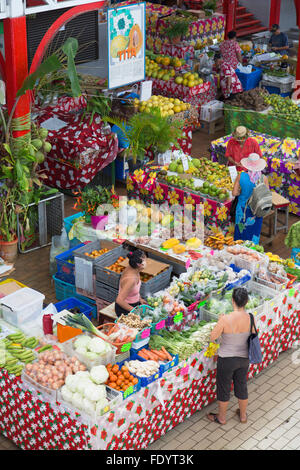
[62, 313, 106, 339]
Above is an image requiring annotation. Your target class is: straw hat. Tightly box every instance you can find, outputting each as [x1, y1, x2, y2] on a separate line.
[233, 126, 249, 140]
[241, 153, 266, 172]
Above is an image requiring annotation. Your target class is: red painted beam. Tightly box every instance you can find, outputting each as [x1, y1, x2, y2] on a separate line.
[3, 16, 30, 137]
[295, 0, 300, 27]
[269, 0, 281, 28]
[294, 1, 300, 87]
[223, 0, 237, 38]
[29, 1, 105, 75]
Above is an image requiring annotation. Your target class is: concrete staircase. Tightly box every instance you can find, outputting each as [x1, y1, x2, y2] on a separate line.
[235, 3, 268, 38]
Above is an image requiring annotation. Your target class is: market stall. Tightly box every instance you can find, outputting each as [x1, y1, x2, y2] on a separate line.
[210, 130, 300, 217]
[0, 242, 299, 450]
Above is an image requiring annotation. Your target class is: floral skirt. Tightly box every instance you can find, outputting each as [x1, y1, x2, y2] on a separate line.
[234, 205, 263, 244]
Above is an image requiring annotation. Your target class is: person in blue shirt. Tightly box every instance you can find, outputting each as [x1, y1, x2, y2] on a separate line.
[269, 24, 289, 56]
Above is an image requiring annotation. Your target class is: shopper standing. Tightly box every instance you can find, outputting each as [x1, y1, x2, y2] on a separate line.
[207, 287, 256, 425]
[232, 153, 269, 244]
[214, 52, 243, 101]
[225, 126, 262, 172]
[220, 30, 243, 70]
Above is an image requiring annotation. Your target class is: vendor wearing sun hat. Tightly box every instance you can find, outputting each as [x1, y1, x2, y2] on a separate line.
[225, 126, 262, 172]
[232, 153, 269, 244]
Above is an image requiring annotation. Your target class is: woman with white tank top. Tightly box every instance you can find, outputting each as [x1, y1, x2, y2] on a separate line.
[206, 287, 257, 425]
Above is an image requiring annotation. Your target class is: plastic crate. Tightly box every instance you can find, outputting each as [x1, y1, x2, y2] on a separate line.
[224, 264, 252, 291]
[94, 246, 128, 289]
[56, 386, 122, 422]
[130, 336, 150, 352]
[95, 281, 118, 303]
[124, 359, 162, 388]
[236, 66, 263, 91]
[55, 244, 85, 285]
[54, 297, 93, 320]
[140, 265, 173, 298]
[21, 368, 58, 403]
[61, 333, 117, 369]
[110, 359, 142, 399]
[226, 246, 269, 276]
[0, 278, 27, 299]
[73, 240, 116, 267]
[53, 275, 97, 318]
[131, 345, 179, 375]
[264, 85, 291, 97]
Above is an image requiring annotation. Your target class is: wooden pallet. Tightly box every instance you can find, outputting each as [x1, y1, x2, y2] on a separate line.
[198, 116, 224, 135]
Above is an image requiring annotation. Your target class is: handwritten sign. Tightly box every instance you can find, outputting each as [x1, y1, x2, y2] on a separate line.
[173, 312, 183, 323]
[155, 320, 166, 330]
[185, 258, 191, 270]
[121, 342, 132, 353]
[228, 165, 238, 184]
[141, 328, 151, 339]
[140, 80, 152, 102]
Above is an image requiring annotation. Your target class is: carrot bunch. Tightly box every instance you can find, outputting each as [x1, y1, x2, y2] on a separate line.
[106, 363, 139, 392]
[104, 324, 135, 344]
[138, 347, 172, 362]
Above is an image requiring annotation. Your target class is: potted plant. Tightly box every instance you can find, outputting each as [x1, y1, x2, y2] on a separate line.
[202, 0, 217, 16]
[164, 18, 190, 44]
[73, 185, 119, 227]
[103, 108, 184, 171]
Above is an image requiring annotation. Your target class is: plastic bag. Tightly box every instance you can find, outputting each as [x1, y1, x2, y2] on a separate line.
[49, 224, 70, 276]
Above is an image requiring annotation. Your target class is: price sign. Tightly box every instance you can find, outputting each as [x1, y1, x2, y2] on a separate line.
[141, 328, 151, 339]
[288, 288, 296, 297]
[123, 385, 134, 398]
[185, 258, 191, 270]
[228, 165, 238, 184]
[121, 342, 132, 353]
[181, 155, 189, 172]
[155, 320, 166, 330]
[140, 80, 152, 102]
[173, 312, 183, 323]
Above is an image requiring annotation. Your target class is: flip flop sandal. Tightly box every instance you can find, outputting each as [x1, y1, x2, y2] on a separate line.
[236, 409, 247, 423]
[207, 413, 224, 425]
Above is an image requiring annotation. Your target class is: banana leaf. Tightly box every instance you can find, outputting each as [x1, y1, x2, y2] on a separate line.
[16, 54, 62, 97]
[62, 38, 81, 98]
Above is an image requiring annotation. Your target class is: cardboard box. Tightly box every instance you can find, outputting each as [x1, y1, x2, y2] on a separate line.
[200, 100, 224, 122]
[119, 257, 170, 276]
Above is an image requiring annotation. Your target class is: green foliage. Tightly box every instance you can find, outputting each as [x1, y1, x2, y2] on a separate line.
[81, 91, 112, 125]
[74, 185, 115, 217]
[104, 108, 184, 163]
[164, 18, 190, 40]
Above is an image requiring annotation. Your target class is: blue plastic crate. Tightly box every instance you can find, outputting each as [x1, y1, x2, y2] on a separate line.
[52, 275, 97, 318]
[236, 66, 263, 91]
[264, 85, 291, 97]
[113, 360, 142, 399]
[224, 264, 252, 291]
[54, 297, 93, 320]
[55, 244, 84, 285]
[130, 345, 179, 375]
[123, 356, 162, 387]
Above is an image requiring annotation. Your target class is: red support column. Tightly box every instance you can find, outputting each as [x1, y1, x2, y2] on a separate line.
[3, 16, 30, 138]
[295, 0, 300, 93]
[223, 0, 237, 38]
[269, 0, 281, 28]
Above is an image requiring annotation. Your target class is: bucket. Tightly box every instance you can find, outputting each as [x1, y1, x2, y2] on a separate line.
[0, 238, 18, 263]
[91, 215, 109, 230]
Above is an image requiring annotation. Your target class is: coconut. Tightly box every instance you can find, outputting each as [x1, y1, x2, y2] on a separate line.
[39, 128, 49, 139]
[43, 142, 52, 153]
[31, 138, 43, 150]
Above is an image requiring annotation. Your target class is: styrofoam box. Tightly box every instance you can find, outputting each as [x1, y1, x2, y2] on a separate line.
[0, 287, 45, 329]
[200, 100, 224, 122]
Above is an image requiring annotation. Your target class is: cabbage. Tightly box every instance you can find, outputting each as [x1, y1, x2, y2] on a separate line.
[76, 378, 94, 396]
[75, 347, 88, 356]
[89, 337, 108, 354]
[84, 351, 99, 361]
[84, 383, 106, 402]
[61, 385, 73, 403]
[72, 392, 83, 410]
[75, 371, 90, 379]
[74, 335, 91, 350]
[65, 374, 79, 393]
[90, 365, 109, 385]
[82, 398, 96, 416]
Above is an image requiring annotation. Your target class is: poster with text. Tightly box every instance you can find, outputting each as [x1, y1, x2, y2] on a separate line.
[108, 2, 145, 89]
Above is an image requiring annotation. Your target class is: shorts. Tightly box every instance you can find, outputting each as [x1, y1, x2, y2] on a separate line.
[216, 356, 249, 402]
[115, 301, 140, 317]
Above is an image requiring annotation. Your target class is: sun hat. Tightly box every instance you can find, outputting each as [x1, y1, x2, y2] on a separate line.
[233, 126, 249, 140]
[241, 153, 266, 172]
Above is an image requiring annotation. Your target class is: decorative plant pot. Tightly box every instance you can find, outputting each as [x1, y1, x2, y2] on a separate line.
[91, 215, 109, 230]
[0, 237, 18, 263]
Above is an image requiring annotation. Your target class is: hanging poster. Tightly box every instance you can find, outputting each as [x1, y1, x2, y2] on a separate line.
[107, 2, 145, 89]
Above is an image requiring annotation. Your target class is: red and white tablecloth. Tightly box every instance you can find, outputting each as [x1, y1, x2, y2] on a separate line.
[34, 100, 118, 190]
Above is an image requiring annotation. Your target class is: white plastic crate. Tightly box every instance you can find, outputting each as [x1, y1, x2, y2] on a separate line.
[226, 246, 269, 275]
[61, 333, 117, 369]
[21, 369, 58, 404]
[56, 386, 122, 425]
[1, 288, 45, 331]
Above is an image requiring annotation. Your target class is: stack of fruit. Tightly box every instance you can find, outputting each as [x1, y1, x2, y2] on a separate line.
[174, 72, 204, 88]
[205, 233, 238, 250]
[168, 157, 201, 176]
[135, 95, 191, 117]
[200, 181, 230, 202]
[264, 94, 300, 123]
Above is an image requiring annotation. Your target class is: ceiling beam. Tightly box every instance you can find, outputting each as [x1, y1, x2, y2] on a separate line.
[2, 0, 105, 18]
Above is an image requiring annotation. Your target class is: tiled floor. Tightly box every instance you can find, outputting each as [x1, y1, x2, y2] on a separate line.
[0, 127, 299, 450]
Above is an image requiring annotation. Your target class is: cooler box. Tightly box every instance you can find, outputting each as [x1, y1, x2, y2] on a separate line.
[0, 287, 45, 333]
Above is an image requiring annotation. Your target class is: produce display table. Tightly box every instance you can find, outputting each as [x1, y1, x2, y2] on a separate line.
[224, 105, 300, 140]
[35, 100, 119, 190]
[0, 287, 299, 450]
[126, 164, 233, 232]
[210, 130, 300, 217]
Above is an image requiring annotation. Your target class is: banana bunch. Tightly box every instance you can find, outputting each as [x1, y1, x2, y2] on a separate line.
[265, 253, 284, 264]
[205, 233, 235, 250]
[204, 342, 219, 358]
[0, 331, 39, 376]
